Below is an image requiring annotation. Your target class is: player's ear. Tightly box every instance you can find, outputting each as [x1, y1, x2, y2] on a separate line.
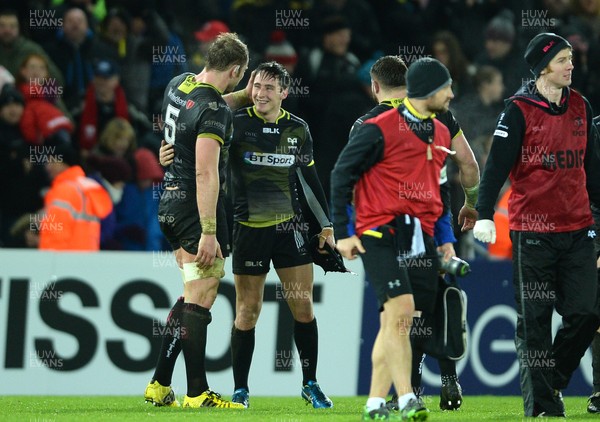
[280, 87, 289, 100]
[233, 65, 241, 77]
[371, 79, 379, 94]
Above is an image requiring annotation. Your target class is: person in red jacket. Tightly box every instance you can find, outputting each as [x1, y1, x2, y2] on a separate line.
[38, 144, 113, 250]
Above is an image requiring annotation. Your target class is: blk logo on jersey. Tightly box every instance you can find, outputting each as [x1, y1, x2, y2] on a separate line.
[244, 152, 295, 167]
[263, 127, 280, 134]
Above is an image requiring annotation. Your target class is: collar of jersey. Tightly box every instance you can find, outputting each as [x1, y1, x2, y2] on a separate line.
[185, 75, 223, 94]
[248, 106, 289, 123]
[403, 98, 436, 120]
[381, 98, 404, 109]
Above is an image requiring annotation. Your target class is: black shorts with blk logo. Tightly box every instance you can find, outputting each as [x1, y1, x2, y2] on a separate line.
[232, 221, 312, 275]
[158, 189, 230, 257]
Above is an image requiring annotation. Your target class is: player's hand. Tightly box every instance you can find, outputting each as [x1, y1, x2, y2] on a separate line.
[473, 219, 496, 244]
[458, 204, 478, 232]
[336, 235, 365, 260]
[244, 70, 256, 102]
[437, 242, 456, 262]
[196, 235, 223, 269]
[159, 140, 175, 167]
[596, 255, 600, 269]
[317, 226, 335, 254]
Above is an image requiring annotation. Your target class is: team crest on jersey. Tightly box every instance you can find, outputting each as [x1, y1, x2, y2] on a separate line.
[208, 101, 218, 110]
[186, 99, 195, 109]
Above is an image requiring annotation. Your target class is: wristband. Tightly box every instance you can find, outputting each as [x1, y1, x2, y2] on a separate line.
[463, 183, 479, 209]
[201, 217, 217, 235]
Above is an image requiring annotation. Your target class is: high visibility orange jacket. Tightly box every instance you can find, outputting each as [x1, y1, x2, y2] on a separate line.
[488, 187, 512, 260]
[39, 165, 113, 251]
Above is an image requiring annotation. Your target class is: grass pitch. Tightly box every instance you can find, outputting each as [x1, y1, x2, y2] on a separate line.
[1, 395, 599, 421]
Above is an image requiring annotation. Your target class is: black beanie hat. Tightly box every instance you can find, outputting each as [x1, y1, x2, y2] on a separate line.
[406, 58, 452, 99]
[0, 84, 24, 108]
[524, 32, 571, 78]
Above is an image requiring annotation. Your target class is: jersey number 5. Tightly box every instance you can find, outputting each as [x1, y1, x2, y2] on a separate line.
[164, 104, 180, 145]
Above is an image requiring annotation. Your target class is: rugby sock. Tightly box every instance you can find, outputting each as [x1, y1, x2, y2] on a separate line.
[152, 296, 184, 386]
[397, 392, 417, 410]
[180, 302, 212, 396]
[294, 318, 318, 385]
[439, 358, 458, 386]
[366, 397, 386, 412]
[593, 332, 600, 393]
[231, 325, 255, 391]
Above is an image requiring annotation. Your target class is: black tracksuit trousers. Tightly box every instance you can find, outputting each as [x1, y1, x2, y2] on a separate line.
[511, 227, 600, 416]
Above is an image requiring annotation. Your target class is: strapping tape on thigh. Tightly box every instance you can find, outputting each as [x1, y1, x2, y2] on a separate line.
[182, 258, 225, 282]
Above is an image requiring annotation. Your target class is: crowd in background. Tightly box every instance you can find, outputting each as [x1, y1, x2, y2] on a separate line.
[1, 0, 599, 257]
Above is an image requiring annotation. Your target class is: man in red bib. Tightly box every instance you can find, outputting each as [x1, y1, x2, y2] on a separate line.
[332, 58, 455, 421]
[474, 32, 600, 417]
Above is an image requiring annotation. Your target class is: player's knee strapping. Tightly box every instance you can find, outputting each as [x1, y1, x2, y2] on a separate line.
[182, 258, 225, 282]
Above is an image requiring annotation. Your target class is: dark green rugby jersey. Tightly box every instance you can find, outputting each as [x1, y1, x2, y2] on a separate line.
[230, 106, 315, 227]
[161, 73, 233, 191]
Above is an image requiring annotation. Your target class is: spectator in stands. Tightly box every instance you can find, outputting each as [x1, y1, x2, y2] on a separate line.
[6, 211, 42, 248]
[308, 0, 382, 62]
[86, 154, 133, 249]
[74, 59, 153, 153]
[431, 30, 474, 102]
[16, 53, 71, 118]
[452, 65, 504, 160]
[45, 7, 115, 111]
[189, 20, 230, 73]
[92, 117, 165, 251]
[475, 10, 529, 96]
[145, 10, 188, 115]
[38, 144, 113, 251]
[118, 147, 166, 251]
[0, 9, 64, 86]
[0, 84, 48, 246]
[296, 15, 368, 201]
[98, 7, 152, 113]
